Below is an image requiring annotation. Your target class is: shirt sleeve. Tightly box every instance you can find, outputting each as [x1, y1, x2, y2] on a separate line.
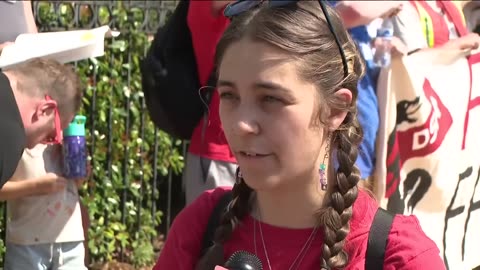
[383, 215, 446, 270]
[400, 248, 447, 270]
[391, 2, 428, 51]
[0, 122, 24, 188]
[153, 188, 231, 270]
[0, 73, 26, 188]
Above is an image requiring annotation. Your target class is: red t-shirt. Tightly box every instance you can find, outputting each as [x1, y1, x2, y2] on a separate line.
[153, 187, 445, 270]
[186, 0, 236, 163]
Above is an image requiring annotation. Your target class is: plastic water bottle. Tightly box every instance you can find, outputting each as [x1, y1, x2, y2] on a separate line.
[63, 115, 87, 179]
[373, 19, 394, 67]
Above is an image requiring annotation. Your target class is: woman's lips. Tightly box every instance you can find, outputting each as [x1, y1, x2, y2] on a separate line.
[237, 151, 271, 159]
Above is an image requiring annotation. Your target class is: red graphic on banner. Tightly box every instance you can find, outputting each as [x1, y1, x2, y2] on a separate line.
[397, 79, 453, 161]
[385, 78, 452, 206]
[462, 53, 480, 150]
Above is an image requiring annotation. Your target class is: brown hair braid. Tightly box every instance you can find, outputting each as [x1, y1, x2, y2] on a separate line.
[318, 112, 363, 269]
[195, 169, 253, 270]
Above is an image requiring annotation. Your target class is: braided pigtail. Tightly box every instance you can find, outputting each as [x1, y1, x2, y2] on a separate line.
[319, 111, 363, 269]
[195, 168, 253, 270]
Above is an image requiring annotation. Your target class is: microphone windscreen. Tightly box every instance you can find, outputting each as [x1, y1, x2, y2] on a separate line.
[224, 250, 263, 270]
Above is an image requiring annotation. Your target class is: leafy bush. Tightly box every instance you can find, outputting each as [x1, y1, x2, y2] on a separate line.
[77, 2, 183, 267]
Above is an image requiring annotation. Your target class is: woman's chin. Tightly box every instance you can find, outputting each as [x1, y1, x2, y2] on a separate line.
[242, 173, 282, 191]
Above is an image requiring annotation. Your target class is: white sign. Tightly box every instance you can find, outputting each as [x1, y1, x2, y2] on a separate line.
[0, 25, 119, 69]
[375, 48, 480, 270]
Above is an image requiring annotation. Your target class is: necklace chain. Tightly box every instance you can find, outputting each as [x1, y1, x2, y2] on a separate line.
[253, 213, 318, 270]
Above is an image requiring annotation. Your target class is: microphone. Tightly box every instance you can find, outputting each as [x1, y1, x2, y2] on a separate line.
[223, 250, 263, 270]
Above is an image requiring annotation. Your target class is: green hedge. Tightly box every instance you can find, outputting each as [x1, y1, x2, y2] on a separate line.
[78, 2, 183, 267]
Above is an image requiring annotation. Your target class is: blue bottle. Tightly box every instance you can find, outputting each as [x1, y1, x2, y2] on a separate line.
[63, 115, 87, 179]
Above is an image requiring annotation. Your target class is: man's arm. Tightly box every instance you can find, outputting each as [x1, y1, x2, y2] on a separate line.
[22, 0, 38, 34]
[392, 1, 480, 53]
[0, 173, 67, 201]
[335, 1, 403, 28]
[391, 2, 429, 52]
[0, 41, 14, 53]
[0, 180, 40, 201]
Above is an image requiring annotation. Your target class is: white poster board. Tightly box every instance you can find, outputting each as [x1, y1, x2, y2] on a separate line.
[375, 48, 480, 270]
[0, 25, 119, 69]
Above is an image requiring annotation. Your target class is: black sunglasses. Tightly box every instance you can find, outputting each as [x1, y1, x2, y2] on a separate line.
[224, 0, 349, 78]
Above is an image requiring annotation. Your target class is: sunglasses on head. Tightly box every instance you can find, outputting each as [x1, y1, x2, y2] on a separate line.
[224, 0, 349, 78]
[43, 95, 63, 145]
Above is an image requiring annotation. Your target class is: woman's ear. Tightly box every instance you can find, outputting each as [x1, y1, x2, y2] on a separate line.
[327, 88, 352, 131]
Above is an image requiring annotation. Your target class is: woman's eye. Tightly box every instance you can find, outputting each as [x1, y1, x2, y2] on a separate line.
[262, 95, 281, 103]
[219, 92, 236, 99]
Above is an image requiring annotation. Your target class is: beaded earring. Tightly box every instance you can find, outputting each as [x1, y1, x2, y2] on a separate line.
[319, 139, 330, 190]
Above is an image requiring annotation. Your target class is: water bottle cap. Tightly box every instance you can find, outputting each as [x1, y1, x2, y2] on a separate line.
[63, 115, 87, 137]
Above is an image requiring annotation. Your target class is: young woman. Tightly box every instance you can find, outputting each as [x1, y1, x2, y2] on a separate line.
[154, 1, 445, 269]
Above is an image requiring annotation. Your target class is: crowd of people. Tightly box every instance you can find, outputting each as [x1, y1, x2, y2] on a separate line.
[0, 0, 479, 269]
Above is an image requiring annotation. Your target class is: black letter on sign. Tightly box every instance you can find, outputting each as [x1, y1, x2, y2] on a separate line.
[443, 166, 480, 269]
[403, 169, 432, 213]
[462, 167, 480, 260]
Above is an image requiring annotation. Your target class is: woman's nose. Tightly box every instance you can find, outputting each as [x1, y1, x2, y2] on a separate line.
[234, 108, 260, 136]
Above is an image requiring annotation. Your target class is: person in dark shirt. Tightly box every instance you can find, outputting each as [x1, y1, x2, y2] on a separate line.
[0, 58, 83, 188]
[0, 0, 37, 51]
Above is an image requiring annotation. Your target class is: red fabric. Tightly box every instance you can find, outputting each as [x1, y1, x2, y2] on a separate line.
[153, 188, 445, 270]
[436, 1, 468, 36]
[413, 1, 467, 47]
[186, 0, 236, 163]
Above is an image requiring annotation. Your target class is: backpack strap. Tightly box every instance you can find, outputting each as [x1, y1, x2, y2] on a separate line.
[201, 191, 233, 255]
[365, 207, 395, 270]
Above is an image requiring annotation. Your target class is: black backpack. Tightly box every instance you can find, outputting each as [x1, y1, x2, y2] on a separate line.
[140, 0, 214, 140]
[201, 192, 394, 270]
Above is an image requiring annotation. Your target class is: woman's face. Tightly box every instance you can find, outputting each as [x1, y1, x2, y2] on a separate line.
[217, 39, 328, 191]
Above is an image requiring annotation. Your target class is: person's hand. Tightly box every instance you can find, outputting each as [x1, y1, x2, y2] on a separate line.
[74, 178, 85, 188]
[381, 2, 403, 19]
[72, 161, 92, 188]
[33, 173, 67, 195]
[0, 41, 14, 53]
[372, 36, 408, 57]
[390, 36, 408, 56]
[443, 33, 480, 51]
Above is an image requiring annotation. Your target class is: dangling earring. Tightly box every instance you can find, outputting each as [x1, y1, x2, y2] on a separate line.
[319, 139, 330, 191]
[235, 167, 243, 185]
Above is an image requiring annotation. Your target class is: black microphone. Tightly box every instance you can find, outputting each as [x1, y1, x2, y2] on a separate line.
[224, 250, 263, 270]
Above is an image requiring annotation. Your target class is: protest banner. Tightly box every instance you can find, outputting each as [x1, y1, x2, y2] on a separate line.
[375, 48, 480, 270]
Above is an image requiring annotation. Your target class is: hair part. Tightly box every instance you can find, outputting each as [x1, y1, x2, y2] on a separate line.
[8, 58, 83, 121]
[197, 2, 364, 269]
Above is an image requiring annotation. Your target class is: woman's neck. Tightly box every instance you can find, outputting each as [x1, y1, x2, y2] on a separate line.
[253, 177, 326, 229]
